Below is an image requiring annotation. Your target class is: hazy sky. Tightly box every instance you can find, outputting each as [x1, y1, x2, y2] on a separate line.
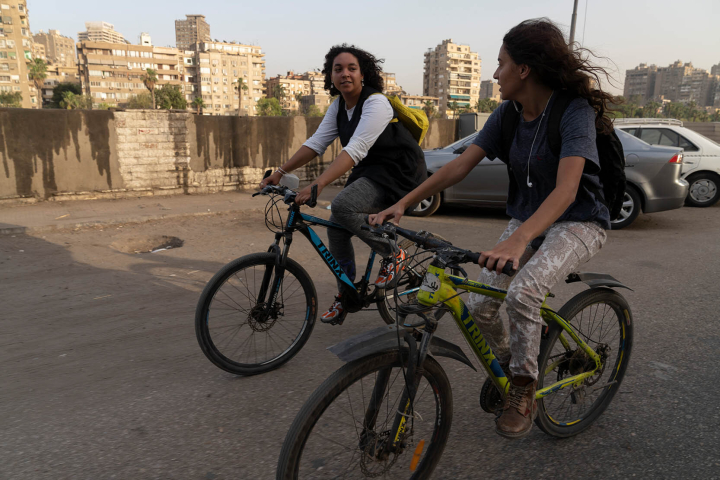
[30, 0, 720, 95]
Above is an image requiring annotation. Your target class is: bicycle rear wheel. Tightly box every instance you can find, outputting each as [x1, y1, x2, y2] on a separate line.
[535, 288, 633, 437]
[277, 351, 453, 479]
[195, 252, 317, 376]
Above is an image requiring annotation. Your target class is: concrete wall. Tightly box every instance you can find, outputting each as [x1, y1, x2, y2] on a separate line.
[684, 122, 720, 143]
[0, 109, 458, 202]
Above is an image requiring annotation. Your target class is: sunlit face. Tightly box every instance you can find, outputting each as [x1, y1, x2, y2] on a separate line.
[332, 52, 363, 97]
[493, 45, 523, 101]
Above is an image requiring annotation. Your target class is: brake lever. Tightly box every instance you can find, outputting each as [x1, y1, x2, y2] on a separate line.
[447, 263, 467, 278]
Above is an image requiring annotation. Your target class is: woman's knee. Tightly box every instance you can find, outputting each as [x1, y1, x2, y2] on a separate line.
[505, 281, 544, 320]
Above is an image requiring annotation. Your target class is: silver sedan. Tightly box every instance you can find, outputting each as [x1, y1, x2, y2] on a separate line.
[412, 129, 689, 229]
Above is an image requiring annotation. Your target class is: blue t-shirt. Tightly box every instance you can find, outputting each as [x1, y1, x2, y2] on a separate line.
[473, 95, 611, 229]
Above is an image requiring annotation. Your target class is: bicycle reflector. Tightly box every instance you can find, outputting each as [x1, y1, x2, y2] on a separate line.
[409, 439, 425, 471]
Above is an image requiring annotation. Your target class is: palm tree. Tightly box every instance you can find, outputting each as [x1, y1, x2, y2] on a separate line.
[234, 78, 248, 115]
[28, 58, 47, 107]
[141, 68, 158, 109]
[272, 83, 286, 107]
[447, 101, 460, 119]
[192, 96, 206, 115]
[422, 100, 436, 118]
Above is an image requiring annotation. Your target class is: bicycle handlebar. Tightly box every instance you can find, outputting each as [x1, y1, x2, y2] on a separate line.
[252, 183, 318, 208]
[361, 220, 516, 276]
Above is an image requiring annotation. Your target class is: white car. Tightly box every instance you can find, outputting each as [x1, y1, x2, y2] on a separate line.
[615, 118, 720, 207]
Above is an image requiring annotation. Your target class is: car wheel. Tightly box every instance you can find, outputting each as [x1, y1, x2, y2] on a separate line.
[409, 192, 441, 217]
[611, 187, 641, 230]
[685, 172, 720, 207]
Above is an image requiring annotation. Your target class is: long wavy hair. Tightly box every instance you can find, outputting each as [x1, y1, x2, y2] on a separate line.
[322, 44, 384, 96]
[503, 18, 616, 133]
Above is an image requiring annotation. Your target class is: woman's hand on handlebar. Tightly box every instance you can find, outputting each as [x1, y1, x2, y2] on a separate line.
[478, 236, 524, 275]
[368, 202, 406, 226]
[260, 171, 282, 189]
[296, 183, 322, 205]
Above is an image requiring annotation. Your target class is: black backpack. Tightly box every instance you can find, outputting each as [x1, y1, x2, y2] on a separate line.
[499, 92, 626, 222]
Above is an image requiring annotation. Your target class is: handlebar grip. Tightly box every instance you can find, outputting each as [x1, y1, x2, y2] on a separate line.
[360, 224, 371, 231]
[307, 184, 318, 208]
[263, 169, 273, 180]
[473, 252, 517, 277]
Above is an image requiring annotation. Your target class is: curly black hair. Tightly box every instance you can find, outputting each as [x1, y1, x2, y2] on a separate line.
[322, 44, 384, 96]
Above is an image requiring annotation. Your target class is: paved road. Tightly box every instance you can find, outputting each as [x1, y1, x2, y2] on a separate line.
[2, 201, 719, 479]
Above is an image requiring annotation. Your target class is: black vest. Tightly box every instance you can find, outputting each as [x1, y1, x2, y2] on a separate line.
[337, 87, 427, 204]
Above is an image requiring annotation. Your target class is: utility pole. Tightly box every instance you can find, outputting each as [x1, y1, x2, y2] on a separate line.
[569, 0, 579, 49]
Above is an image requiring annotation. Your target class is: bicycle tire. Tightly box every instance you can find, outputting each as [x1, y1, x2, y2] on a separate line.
[277, 351, 453, 479]
[195, 252, 317, 376]
[535, 288, 633, 437]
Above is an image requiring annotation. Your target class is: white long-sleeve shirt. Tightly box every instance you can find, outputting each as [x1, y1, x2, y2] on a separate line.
[303, 94, 394, 165]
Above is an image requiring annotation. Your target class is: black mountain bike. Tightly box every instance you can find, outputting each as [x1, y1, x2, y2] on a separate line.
[195, 183, 450, 376]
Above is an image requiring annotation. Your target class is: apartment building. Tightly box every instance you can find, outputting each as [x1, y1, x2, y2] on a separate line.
[398, 94, 439, 112]
[478, 80, 500, 102]
[31, 41, 43, 60]
[302, 70, 325, 94]
[266, 71, 311, 112]
[423, 39, 481, 117]
[183, 41, 265, 115]
[33, 29, 76, 67]
[175, 14, 210, 52]
[623, 63, 658, 103]
[0, 0, 38, 108]
[300, 93, 332, 113]
[78, 22, 126, 44]
[77, 40, 183, 107]
[381, 72, 403, 95]
[40, 64, 80, 104]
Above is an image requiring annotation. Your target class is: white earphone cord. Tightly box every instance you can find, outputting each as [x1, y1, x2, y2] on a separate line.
[525, 92, 553, 188]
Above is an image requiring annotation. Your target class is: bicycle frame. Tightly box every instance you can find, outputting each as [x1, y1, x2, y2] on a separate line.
[266, 203, 379, 310]
[417, 263, 604, 400]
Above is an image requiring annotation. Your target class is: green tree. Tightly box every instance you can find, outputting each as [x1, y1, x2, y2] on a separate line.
[28, 58, 47, 106]
[127, 92, 154, 109]
[97, 102, 114, 110]
[49, 82, 82, 108]
[305, 104, 324, 117]
[141, 68, 158, 109]
[154, 84, 187, 110]
[663, 102, 685, 120]
[234, 77, 248, 115]
[192, 96, 206, 114]
[422, 100, 436, 118]
[256, 97, 282, 116]
[640, 101, 661, 118]
[272, 83, 286, 106]
[0, 91, 22, 107]
[60, 91, 92, 109]
[475, 98, 499, 113]
[447, 101, 460, 118]
[711, 110, 720, 122]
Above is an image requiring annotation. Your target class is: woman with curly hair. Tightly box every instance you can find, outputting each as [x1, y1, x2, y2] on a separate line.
[371, 18, 616, 438]
[261, 44, 426, 325]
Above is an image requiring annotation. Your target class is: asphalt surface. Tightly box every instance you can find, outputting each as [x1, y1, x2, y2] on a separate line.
[1, 197, 719, 479]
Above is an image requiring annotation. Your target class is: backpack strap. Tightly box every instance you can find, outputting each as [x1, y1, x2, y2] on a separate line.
[546, 91, 575, 158]
[499, 101, 521, 162]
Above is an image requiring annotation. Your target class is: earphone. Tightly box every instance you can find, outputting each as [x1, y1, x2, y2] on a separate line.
[525, 92, 553, 188]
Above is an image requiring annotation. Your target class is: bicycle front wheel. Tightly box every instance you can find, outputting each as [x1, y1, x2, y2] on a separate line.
[277, 351, 453, 479]
[535, 288, 633, 437]
[195, 252, 317, 376]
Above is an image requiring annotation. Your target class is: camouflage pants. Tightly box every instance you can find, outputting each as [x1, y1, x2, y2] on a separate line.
[467, 218, 607, 379]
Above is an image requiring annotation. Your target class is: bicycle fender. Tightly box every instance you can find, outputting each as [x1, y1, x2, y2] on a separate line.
[327, 325, 476, 371]
[565, 272, 633, 291]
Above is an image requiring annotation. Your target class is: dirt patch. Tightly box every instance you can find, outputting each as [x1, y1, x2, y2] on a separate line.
[110, 235, 184, 254]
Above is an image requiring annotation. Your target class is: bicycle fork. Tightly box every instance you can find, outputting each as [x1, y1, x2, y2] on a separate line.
[359, 320, 437, 464]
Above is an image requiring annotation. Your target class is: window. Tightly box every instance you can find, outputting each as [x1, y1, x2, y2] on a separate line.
[0, 75, 9, 82]
[0, 52, 5, 59]
[21, 28, 28, 36]
[678, 134, 699, 152]
[3, 16, 11, 24]
[8, 51, 15, 59]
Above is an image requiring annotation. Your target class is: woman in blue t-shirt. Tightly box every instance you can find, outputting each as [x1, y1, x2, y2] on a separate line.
[370, 18, 616, 439]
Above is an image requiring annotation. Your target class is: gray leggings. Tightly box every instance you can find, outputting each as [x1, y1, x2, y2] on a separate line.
[467, 218, 607, 379]
[328, 177, 394, 290]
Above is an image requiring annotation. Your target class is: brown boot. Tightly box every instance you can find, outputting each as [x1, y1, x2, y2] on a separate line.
[495, 375, 537, 439]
